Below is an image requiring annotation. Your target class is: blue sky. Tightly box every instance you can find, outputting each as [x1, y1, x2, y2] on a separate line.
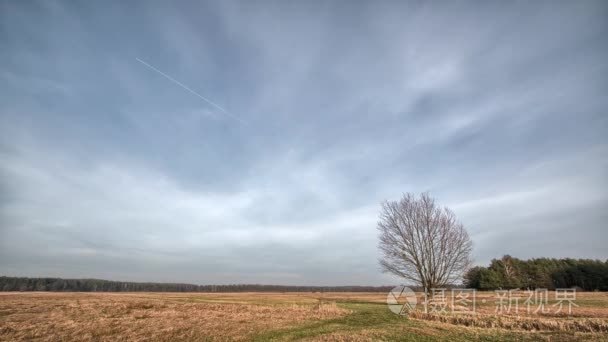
[0, 1, 607, 285]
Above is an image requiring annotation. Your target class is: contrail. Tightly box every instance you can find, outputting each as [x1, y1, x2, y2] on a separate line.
[135, 58, 244, 123]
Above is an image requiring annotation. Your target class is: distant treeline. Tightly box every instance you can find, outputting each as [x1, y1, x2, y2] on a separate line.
[0, 276, 393, 293]
[465, 256, 608, 291]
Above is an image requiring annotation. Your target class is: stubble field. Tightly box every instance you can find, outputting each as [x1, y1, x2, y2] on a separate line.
[1, 291, 607, 341]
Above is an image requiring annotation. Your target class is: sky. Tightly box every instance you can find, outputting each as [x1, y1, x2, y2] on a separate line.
[0, 1, 607, 286]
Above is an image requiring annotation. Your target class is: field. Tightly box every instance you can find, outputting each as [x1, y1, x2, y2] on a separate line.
[1, 291, 607, 341]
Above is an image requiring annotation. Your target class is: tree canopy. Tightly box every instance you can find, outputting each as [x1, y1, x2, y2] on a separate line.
[378, 192, 473, 290]
[464, 256, 608, 291]
[0, 276, 393, 293]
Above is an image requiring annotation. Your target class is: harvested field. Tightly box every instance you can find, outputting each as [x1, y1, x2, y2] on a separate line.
[1, 291, 607, 341]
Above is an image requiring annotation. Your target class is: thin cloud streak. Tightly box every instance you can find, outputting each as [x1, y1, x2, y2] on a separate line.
[135, 58, 245, 124]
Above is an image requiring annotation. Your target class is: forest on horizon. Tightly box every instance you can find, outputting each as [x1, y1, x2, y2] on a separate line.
[2, 257, 607, 292]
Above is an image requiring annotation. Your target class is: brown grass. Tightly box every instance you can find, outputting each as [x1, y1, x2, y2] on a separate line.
[1, 291, 607, 341]
[408, 311, 608, 333]
[406, 291, 608, 333]
[0, 292, 349, 341]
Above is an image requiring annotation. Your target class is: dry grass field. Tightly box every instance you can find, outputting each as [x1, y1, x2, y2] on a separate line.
[1, 291, 607, 341]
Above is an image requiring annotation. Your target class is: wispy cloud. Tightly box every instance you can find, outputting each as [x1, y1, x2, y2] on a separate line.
[0, 1, 606, 284]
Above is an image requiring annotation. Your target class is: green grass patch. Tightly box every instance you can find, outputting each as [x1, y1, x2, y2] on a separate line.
[251, 301, 590, 341]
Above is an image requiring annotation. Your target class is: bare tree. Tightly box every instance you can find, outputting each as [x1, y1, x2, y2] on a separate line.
[378, 193, 472, 291]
